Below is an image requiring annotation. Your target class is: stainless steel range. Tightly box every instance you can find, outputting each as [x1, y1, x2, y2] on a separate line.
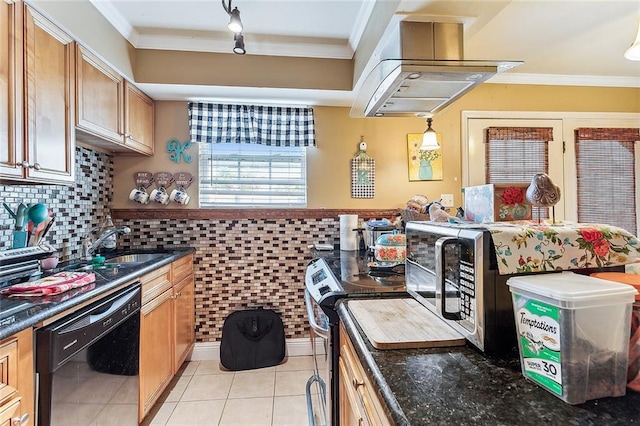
[304, 248, 406, 426]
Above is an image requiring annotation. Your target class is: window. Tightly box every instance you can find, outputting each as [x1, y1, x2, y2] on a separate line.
[485, 127, 552, 184]
[199, 143, 307, 207]
[464, 112, 639, 232]
[575, 128, 639, 234]
[189, 102, 315, 208]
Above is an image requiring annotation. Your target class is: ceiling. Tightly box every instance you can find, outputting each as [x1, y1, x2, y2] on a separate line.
[90, 0, 640, 106]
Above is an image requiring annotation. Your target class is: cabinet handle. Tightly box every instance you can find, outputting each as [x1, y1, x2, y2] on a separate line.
[125, 133, 133, 139]
[17, 161, 41, 170]
[176, 291, 182, 297]
[358, 419, 365, 426]
[12, 413, 28, 426]
[352, 377, 364, 389]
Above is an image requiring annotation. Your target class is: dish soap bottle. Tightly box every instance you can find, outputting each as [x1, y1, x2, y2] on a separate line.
[98, 215, 117, 252]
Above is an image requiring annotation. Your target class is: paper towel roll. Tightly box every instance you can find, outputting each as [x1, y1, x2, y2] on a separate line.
[340, 214, 358, 251]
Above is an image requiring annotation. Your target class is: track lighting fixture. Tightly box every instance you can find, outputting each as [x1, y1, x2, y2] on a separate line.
[222, 0, 246, 55]
[233, 33, 246, 55]
[227, 7, 243, 33]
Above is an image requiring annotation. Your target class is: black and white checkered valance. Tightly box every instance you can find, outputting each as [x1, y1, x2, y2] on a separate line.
[188, 102, 316, 147]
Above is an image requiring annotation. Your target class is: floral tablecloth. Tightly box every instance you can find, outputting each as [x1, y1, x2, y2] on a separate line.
[485, 221, 640, 275]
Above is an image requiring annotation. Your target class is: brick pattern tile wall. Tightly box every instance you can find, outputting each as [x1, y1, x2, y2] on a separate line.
[118, 218, 340, 342]
[0, 147, 113, 260]
[1, 146, 346, 342]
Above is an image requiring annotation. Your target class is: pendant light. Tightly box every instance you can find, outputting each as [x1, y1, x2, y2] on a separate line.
[625, 19, 640, 60]
[420, 118, 440, 150]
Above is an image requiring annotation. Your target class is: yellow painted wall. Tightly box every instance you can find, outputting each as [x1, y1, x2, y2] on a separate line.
[112, 84, 639, 210]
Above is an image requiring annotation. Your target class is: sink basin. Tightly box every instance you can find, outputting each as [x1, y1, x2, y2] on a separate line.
[104, 253, 167, 265]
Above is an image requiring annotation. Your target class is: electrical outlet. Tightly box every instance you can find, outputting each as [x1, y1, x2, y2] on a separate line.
[440, 194, 454, 207]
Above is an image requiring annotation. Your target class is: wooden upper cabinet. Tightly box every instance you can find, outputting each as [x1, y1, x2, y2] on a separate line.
[75, 45, 154, 156]
[22, 4, 75, 183]
[75, 45, 124, 146]
[124, 82, 155, 155]
[0, 0, 24, 180]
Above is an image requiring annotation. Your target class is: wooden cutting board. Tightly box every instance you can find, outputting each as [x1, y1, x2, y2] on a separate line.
[348, 298, 466, 350]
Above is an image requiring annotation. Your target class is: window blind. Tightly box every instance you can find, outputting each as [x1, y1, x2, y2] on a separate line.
[485, 127, 552, 184]
[199, 143, 307, 207]
[575, 128, 639, 234]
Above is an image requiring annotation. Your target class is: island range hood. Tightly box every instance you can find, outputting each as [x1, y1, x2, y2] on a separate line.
[350, 21, 523, 118]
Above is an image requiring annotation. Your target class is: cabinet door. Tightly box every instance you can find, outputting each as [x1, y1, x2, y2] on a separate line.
[0, 398, 21, 426]
[338, 356, 363, 426]
[75, 44, 124, 145]
[339, 323, 391, 426]
[173, 274, 195, 372]
[139, 289, 173, 421]
[124, 82, 154, 155]
[0, 0, 23, 179]
[23, 5, 75, 183]
[0, 328, 33, 426]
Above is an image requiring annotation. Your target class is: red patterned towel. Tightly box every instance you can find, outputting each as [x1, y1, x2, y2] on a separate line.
[1, 272, 96, 296]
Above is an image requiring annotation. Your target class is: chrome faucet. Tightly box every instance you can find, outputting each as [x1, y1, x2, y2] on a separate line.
[82, 226, 131, 260]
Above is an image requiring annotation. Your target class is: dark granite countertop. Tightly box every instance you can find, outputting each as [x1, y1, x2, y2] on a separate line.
[0, 247, 195, 340]
[338, 299, 640, 426]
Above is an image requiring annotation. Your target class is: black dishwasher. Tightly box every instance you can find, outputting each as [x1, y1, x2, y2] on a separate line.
[36, 283, 141, 426]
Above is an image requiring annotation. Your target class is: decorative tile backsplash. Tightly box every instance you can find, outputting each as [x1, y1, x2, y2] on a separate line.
[0, 147, 113, 260]
[118, 218, 339, 341]
[1, 146, 345, 342]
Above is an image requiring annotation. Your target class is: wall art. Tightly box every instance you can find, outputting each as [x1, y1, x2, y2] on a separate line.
[407, 133, 443, 181]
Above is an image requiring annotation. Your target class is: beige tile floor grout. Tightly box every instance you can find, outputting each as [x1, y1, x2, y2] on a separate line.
[143, 356, 315, 426]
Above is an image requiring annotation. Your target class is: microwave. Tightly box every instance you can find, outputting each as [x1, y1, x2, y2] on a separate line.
[405, 221, 626, 355]
[405, 221, 518, 354]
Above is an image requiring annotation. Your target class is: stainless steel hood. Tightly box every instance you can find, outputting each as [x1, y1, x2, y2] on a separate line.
[350, 21, 523, 118]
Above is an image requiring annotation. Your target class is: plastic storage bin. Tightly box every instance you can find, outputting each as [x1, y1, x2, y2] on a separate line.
[507, 272, 637, 404]
[590, 272, 640, 392]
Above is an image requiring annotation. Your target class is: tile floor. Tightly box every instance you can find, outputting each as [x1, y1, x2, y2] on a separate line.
[143, 356, 317, 426]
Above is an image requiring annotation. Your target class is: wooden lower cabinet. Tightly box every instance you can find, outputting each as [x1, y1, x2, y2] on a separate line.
[339, 323, 391, 426]
[0, 328, 33, 426]
[139, 288, 173, 421]
[173, 274, 195, 373]
[138, 255, 195, 423]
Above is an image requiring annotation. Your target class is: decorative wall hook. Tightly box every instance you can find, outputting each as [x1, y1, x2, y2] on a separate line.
[173, 172, 194, 190]
[153, 172, 175, 189]
[134, 172, 154, 189]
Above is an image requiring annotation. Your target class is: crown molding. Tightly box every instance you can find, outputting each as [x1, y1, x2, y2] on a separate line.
[135, 33, 354, 59]
[349, 0, 377, 53]
[89, 0, 139, 45]
[489, 72, 640, 88]
[90, 0, 358, 59]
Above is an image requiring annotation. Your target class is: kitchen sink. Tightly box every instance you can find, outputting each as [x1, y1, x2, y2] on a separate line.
[104, 253, 166, 265]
